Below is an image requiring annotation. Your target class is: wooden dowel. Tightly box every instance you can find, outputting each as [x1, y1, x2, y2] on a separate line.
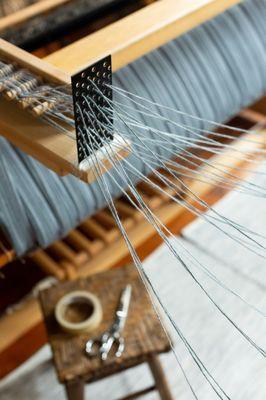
[121, 217, 135, 230]
[96, 206, 134, 230]
[94, 210, 117, 228]
[115, 199, 143, 221]
[0, 0, 72, 33]
[0, 249, 15, 268]
[59, 260, 78, 281]
[158, 174, 184, 197]
[49, 241, 77, 261]
[240, 109, 266, 125]
[138, 181, 161, 196]
[49, 241, 87, 267]
[31, 250, 65, 280]
[0, 239, 15, 267]
[250, 97, 266, 116]
[138, 192, 162, 210]
[66, 230, 104, 256]
[45, 0, 242, 74]
[80, 219, 118, 243]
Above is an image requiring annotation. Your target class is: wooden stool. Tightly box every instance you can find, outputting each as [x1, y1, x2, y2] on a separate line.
[39, 265, 173, 400]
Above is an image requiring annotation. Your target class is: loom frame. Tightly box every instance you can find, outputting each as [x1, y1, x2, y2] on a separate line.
[0, 0, 242, 177]
[0, 0, 245, 267]
[0, 0, 266, 377]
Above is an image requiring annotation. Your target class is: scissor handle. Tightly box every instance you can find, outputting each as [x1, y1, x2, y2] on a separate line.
[85, 332, 125, 361]
[85, 338, 103, 357]
[115, 335, 125, 358]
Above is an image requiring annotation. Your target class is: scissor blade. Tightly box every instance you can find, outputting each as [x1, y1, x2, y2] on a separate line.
[118, 284, 132, 314]
[115, 284, 132, 332]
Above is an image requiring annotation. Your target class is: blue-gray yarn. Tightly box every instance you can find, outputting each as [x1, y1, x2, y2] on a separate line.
[0, 0, 265, 256]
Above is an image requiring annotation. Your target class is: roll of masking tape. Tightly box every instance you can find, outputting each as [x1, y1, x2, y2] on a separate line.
[55, 291, 102, 334]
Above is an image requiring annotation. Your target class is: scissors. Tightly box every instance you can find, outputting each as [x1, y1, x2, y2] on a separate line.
[85, 284, 132, 361]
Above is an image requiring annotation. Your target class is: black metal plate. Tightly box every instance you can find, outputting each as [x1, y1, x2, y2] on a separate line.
[71, 55, 113, 163]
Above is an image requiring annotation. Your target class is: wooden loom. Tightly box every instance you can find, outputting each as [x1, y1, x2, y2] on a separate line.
[0, 0, 246, 181]
[0, 0, 266, 378]
[0, 0, 248, 264]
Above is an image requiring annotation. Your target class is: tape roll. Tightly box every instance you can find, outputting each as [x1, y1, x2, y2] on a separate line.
[55, 290, 102, 334]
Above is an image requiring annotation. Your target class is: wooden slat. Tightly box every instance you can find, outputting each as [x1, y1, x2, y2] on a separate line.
[0, 0, 71, 33]
[115, 199, 143, 221]
[48, 241, 87, 266]
[30, 250, 65, 280]
[45, 0, 242, 74]
[251, 98, 266, 117]
[0, 298, 42, 354]
[0, 38, 70, 85]
[65, 230, 104, 256]
[94, 210, 117, 228]
[80, 218, 119, 243]
[59, 260, 78, 280]
[240, 109, 266, 125]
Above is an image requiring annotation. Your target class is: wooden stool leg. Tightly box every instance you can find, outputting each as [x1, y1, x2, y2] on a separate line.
[148, 354, 174, 400]
[65, 379, 85, 400]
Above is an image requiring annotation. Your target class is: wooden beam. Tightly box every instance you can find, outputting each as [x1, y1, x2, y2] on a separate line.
[45, 0, 242, 74]
[0, 0, 71, 33]
[0, 298, 42, 354]
[0, 98, 79, 176]
[0, 38, 70, 85]
[0, 98, 130, 182]
[0, 39, 130, 182]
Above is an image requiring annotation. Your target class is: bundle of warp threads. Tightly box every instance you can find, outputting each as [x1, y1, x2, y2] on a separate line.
[0, 0, 265, 256]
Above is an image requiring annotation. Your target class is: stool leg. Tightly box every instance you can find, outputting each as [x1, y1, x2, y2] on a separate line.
[65, 379, 84, 400]
[148, 354, 174, 400]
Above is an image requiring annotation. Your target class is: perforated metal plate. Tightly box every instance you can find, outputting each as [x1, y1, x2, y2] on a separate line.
[71, 56, 113, 164]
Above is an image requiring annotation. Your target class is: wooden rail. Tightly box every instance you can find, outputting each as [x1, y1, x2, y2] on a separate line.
[0, 39, 130, 182]
[0, 0, 71, 32]
[45, 0, 242, 74]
